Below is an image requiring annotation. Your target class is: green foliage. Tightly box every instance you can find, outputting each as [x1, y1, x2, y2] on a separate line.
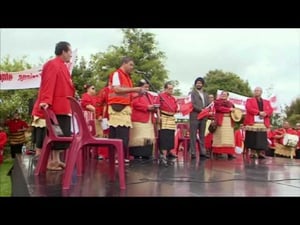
[285, 97, 300, 118]
[72, 57, 94, 96]
[88, 29, 169, 93]
[0, 56, 38, 122]
[0, 157, 13, 196]
[203, 69, 253, 97]
[283, 97, 300, 126]
[287, 114, 300, 126]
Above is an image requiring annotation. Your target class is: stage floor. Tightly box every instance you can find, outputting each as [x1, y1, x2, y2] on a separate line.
[14, 153, 300, 196]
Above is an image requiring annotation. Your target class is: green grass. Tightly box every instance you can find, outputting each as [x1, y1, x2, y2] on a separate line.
[0, 157, 13, 197]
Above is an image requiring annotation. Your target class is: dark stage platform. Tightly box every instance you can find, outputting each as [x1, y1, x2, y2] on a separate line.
[11, 153, 300, 196]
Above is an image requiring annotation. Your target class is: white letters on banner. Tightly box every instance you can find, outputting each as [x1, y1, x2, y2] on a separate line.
[0, 49, 78, 90]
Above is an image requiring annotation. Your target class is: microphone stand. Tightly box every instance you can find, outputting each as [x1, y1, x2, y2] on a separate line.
[139, 72, 176, 161]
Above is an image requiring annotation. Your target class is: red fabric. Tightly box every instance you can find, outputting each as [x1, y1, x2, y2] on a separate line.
[197, 107, 210, 120]
[131, 92, 158, 123]
[81, 93, 97, 111]
[214, 99, 235, 126]
[5, 119, 28, 133]
[244, 97, 273, 128]
[0, 131, 7, 148]
[159, 92, 177, 113]
[33, 57, 75, 116]
[212, 146, 235, 154]
[267, 130, 276, 147]
[275, 128, 298, 145]
[205, 133, 213, 149]
[96, 86, 109, 119]
[108, 68, 133, 105]
[235, 129, 245, 148]
[98, 146, 109, 158]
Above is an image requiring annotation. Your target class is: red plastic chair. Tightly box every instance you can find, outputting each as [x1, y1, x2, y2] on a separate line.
[34, 107, 73, 175]
[62, 96, 126, 190]
[176, 123, 190, 160]
[176, 123, 201, 160]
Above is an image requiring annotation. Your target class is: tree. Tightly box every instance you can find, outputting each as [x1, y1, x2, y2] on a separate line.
[72, 56, 94, 97]
[0, 56, 38, 122]
[203, 70, 253, 97]
[89, 29, 169, 93]
[284, 97, 300, 126]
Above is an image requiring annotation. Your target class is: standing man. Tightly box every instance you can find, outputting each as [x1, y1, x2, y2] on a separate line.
[33, 41, 75, 170]
[107, 56, 146, 163]
[158, 82, 179, 166]
[244, 87, 273, 159]
[189, 77, 210, 159]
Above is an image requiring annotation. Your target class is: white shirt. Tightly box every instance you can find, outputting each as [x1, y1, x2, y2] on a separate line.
[197, 90, 205, 106]
[112, 72, 120, 86]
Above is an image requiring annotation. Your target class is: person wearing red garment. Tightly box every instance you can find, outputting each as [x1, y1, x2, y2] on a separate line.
[244, 87, 273, 159]
[34, 41, 75, 171]
[0, 126, 8, 164]
[295, 122, 300, 158]
[81, 84, 98, 135]
[234, 124, 245, 155]
[5, 111, 29, 158]
[129, 79, 159, 160]
[212, 91, 236, 159]
[107, 56, 146, 164]
[95, 84, 110, 160]
[273, 121, 298, 158]
[158, 82, 179, 166]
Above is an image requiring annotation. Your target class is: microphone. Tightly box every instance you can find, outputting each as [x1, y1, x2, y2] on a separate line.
[135, 70, 147, 75]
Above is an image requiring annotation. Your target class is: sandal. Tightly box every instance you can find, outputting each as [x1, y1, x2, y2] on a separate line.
[47, 166, 63, 171]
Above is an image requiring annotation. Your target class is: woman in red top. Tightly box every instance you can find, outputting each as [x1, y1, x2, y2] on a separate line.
[129, 79, 159, 159]
[80, 84, 98, 136]
[212, 91, 236, 159]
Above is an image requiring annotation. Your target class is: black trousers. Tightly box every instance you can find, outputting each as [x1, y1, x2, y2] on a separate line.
[10, 144, 23, 158]
[109, 126, 129, 158]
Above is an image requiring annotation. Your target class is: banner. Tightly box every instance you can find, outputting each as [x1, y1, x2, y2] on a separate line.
[0, 49, 78, 90]
[216, 90, 279, 113]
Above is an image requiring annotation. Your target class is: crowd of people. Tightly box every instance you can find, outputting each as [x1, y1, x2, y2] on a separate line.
[1, 40, 300, 170]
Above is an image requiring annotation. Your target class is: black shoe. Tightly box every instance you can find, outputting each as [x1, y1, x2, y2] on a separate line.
[228, 154, 236, 160]
[167, 153, 178, 158]
[200, 154, 209, 159]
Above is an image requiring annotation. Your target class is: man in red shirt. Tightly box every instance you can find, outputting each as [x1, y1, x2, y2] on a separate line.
[107, 56, 146, 163]
[33, 41, 75, 171]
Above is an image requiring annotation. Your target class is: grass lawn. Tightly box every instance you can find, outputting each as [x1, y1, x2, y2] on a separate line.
[0, 155, 13, 197]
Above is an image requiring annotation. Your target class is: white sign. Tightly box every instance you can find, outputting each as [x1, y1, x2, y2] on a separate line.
[0, 49, 78, 90]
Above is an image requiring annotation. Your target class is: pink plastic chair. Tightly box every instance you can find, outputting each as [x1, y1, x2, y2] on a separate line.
[34, 107, 73, 175]
[62, 96, 126, 190]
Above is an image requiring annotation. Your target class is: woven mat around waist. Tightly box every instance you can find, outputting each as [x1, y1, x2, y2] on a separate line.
[274, 143, 296, 157]
[160, 114, 176, 130]
[245, 123, 267, 132]
[212, 115, 234, 147]
[108, 105, 132, 128]
[129, 120, 155, 147]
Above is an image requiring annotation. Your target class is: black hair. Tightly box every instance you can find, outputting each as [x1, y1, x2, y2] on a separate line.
[121, 56, 134, 65]
[83, 84, 94, 90]
[55, 41, 71, 56]
[164, 81, 173, 89]
[194, 77, 205, 85]
[137, 79, 149, 87]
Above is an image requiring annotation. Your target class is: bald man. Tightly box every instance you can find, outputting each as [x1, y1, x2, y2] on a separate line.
[244, 87, 273, 159]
